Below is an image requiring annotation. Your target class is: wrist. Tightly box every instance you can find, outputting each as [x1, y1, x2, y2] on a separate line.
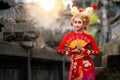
[81, 48, 85, 52]
[65, 50, 72, 56]
[84, 49, 91, 55]
[78, 48, 85, 52]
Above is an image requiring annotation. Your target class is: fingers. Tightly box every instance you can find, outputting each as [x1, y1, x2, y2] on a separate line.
[72, 48, 81, 53]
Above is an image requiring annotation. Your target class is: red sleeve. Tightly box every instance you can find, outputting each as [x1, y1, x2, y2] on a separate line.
[84, 35, 100, 56]
[57, 33, 71, 54]
[89, 35, 100, 56]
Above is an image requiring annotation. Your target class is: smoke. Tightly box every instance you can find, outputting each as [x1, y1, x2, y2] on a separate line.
[25, 3, 59, 30]
[21, 3, 59, 48]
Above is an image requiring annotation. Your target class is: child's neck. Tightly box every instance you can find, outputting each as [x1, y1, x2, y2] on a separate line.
[75, 30, 83, 33]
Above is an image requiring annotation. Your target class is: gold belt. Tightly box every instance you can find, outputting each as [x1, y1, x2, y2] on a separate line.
[73, 54, 85, 60]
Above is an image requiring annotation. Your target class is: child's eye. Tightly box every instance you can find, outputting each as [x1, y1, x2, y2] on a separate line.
[74, 21, 77, 23]
[74, 21, 82, 24]
[78, 21, 82, 24]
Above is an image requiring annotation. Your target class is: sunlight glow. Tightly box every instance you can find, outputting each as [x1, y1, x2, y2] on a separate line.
[38, 0, 56, 11]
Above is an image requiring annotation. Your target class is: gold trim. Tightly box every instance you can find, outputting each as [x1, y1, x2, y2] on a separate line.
[74, 54, 85, 60]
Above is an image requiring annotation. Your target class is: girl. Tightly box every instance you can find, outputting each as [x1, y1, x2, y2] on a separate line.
[57, 4, 100, 80]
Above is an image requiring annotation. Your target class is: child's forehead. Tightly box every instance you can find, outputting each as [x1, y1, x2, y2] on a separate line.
[73, 17, 83, 21]
[74, 17, 82, 20]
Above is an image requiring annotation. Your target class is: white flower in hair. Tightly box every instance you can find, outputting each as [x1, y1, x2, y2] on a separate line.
[84, 4, 97, 17]
[71, 4, 79, 15]
[84, 7, 94, 17]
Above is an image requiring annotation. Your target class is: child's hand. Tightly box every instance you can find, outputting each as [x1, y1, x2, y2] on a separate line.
[72, 47, 85, 54]
[71, 48, 81, 54]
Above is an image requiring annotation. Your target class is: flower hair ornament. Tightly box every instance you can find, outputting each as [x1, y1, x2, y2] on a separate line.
[71, 4, 97, 29]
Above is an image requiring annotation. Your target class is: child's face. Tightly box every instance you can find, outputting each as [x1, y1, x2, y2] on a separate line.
[72, 18, 84, 31]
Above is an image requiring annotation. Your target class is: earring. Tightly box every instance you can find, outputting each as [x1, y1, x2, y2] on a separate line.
[71, 22, 73, 26]
[84, 25, 87, 30]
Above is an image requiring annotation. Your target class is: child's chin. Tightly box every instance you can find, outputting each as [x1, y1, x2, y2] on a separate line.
[76, 28, 82, 31]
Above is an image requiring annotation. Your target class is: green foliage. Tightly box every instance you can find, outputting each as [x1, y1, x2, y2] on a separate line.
[90, 12, 99, 24]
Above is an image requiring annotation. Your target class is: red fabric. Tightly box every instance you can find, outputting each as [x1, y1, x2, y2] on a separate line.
[57, 32, 100, 80]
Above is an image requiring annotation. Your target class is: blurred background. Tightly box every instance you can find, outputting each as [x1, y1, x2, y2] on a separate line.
[0, 0, 120, 80]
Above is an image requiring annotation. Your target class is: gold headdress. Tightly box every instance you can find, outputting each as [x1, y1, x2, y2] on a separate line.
[71, 4, 97, 28]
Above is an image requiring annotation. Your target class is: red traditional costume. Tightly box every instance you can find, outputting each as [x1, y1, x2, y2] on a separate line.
[57, 32, 100, 80]
[57, 4, 99, 80]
